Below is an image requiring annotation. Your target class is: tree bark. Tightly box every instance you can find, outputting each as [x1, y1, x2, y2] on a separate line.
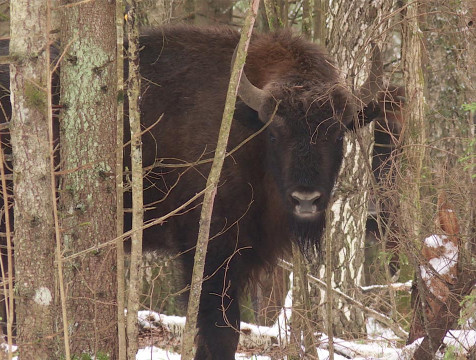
[59, 1, 118, 357]
[263, 0, 286, 30]
[302, 0, 312, 39]
[125, 1, 144, 358]
[314, 0, 396, 338]
[116, 0, 127, 358]
[313, 0, 327, 45]
[10, 1, 57, 358]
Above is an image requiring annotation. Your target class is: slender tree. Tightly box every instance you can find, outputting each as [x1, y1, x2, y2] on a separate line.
[9, 1, 57, 358]
[59, 0, 118, 357]
[116, 1, 127, 359]
[125, 0, 144, 358]
[181, 1, 261, 357]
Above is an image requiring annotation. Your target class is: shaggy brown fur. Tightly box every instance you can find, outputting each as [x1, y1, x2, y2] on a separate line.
[126, 25, 364, 360]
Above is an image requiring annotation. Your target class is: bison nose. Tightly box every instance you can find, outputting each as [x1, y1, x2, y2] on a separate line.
[290, 191, 322, 217]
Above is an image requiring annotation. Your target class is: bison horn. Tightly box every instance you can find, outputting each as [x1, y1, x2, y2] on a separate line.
[231, 45, 268, 112]
[358, 43, 383, 105]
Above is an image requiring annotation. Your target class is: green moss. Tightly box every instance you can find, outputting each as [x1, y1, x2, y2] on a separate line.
[25, 83, 46, 111]
[117, 89, 125, 103]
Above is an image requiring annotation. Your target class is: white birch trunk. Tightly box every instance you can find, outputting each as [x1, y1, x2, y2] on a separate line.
[312, 0, 396, 337]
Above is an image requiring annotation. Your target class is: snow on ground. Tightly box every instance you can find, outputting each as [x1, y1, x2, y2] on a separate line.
[136, 310, 476, 360]
[137, 347, 272, 360]
[2, 310, 474, 359]
[136, 331, 476, 360]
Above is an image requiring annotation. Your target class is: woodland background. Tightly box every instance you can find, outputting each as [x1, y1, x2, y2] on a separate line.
[0, 0, 474, 359]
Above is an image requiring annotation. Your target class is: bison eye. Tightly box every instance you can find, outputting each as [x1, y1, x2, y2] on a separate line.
[269, 132, 277, 143]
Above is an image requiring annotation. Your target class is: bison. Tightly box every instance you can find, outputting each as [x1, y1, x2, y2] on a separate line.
[0, 25, 383, 359]
[127, 25, 381, 359]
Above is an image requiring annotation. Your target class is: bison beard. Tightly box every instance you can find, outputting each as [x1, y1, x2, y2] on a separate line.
[291, 212, 327, 255]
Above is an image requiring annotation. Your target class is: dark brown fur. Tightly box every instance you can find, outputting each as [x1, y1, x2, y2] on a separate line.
[128, 25, 357, 359]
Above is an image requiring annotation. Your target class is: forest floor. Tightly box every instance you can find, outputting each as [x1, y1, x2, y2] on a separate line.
[137, 310, 476, 360]
[2, 308, 474, 359]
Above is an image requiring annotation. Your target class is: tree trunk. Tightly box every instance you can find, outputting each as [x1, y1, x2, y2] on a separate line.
[313, 0, 326, 45]
[125, 1, 144, 358]
[115, 2, 127, 359]
[406, 0, 476, 352]
[313, 0, 396, 338]
[173, 0, 233, 25]
[301, 0, 312, 39]
[9, 1, 57, 358]
[59, 1, 118, 358]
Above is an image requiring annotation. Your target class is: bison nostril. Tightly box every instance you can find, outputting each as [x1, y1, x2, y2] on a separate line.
[290, 194, 300, 207]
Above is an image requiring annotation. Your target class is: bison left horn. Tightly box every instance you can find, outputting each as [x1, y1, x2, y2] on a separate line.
[357, 43, 383, 105]
[231, 44, 268, 112]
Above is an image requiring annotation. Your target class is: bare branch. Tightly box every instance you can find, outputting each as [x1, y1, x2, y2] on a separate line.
[278, 259, 409, 339]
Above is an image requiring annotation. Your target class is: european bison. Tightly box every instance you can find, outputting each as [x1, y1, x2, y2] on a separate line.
[0, 25, 383, 359]
[128, 25, 381, 359]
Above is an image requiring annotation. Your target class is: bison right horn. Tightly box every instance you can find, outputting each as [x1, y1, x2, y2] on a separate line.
[231, 44, 268, 112]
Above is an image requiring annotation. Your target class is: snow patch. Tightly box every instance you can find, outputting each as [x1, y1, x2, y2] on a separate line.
[420, 234, 458, 293]
[423, 234, 447, 248]
[136, 346, 273, 360]
[366, 317, 399, 340]
[138, 310, 185, 338]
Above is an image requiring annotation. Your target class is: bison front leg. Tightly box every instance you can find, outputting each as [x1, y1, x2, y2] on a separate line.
[194, 273, 241, 360]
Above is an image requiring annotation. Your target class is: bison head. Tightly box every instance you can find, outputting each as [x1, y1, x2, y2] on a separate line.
[234, 45, 382, 252]
[243, 80, 353, 250]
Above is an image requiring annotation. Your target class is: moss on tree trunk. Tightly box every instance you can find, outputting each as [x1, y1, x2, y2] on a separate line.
[59, 0, 118, 357]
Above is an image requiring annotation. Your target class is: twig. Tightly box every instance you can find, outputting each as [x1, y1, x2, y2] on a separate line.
[55, 0, 94, 9]
[0, 115, 13, 360]
[360, 281, 413, 292]
[61, 187, 209, 263]
[0, 56, 12, 65]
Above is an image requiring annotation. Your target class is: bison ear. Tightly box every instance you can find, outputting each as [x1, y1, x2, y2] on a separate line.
[234, 100, 264, 132]
[346, 100, 381, 131]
